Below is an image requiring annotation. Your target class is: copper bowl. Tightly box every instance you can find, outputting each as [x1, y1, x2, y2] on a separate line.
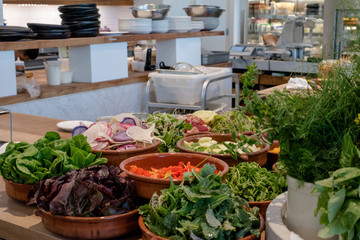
[176, 133, 270, 167]
[35, 207, 139, 239]
[119, 152, 229, 199]
[248, 200, 272, 220]
[3, 178, 34, 202]
[139, 214, 264, 240]
[93, 139, 161, 167]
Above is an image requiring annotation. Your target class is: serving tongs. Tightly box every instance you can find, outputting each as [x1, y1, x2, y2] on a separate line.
[157, 62, 203, 75]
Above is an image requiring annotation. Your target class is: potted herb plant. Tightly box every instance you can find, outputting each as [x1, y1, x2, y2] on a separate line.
[238, 51, 360, 238]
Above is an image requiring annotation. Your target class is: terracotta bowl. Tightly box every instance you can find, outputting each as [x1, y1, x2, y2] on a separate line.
[139, 214, 265, 240]
[93, 139, 161, 167]
[35, 207, 139, 239]
[248, 200, 272, 220]
[267, 140, 279, 170]
[176, 133, 270, 167]
[3, 178, 34, 202]
[119, 152, 229, 199]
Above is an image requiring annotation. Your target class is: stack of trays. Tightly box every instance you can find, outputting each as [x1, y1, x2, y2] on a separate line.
[168, 16, 192, 33]
[118, 18, 152, 34]
[0, 26, 36, 41]
[58, 3, 101, 38]
[152, 19, 169, 33]
[27, 23, 70, 39]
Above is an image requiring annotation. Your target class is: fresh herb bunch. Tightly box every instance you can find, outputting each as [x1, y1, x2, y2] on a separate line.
[0, 132, 107, 184]
[239, 61, 360, 183]
[208, 110, 257, 134]
[146, 113, 193, 152]
[139, 164, 261, 240]
[226, 162, 287, 202]
[314, 167, 360, 239]
[223, 132, 263, 160]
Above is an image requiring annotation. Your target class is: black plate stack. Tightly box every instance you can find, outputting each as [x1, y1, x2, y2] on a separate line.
[58, 3, 101, 38]
[27, 23, 71, 39]
[0, 26, 36, 41]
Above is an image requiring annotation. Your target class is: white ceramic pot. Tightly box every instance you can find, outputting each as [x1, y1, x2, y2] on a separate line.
[286, 175, 338, 240]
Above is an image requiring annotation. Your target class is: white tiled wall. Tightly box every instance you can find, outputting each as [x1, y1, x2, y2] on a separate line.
[3, 4, 134, 32]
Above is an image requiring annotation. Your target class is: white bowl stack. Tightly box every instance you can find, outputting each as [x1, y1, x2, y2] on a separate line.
[191, 17, 219, 31]
[118, 18, 152, 34]
[190, 21, 204, 32]
[152, 19, 169, 33]
[168, 16, 192, 33]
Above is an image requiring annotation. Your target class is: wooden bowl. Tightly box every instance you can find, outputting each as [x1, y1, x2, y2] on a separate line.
[93, 140, 161, 167]
[3, 178, 34, 202]
[119, 152, 229, 199]
[139, 214, 265, 240]
[35, 207, 139, 239]
[176, 133, 270, 167]
[248, 200, 272, 220]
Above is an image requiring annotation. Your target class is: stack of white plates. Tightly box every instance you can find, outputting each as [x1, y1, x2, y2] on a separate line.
[168, 16, 192, 33]
[118, 18, 152, 34]
[190, 21, 204, 32]
[192, 17, 219, 31]
[152, 19, 169, 33]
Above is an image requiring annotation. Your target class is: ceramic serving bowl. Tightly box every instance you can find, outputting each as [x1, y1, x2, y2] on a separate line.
[93, 139, 160, 167]
[139, 214, 264, 240]
[119, 152, 229, 199]
[176, 133, 270, 167]
[3, 178, 34, 202]
[35, 207, 139, 239]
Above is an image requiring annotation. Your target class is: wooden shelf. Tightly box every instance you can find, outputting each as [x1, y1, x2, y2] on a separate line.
[0, 31, 225, 51]
[1, 62, 232, 106]
[3, 0, 133, 5]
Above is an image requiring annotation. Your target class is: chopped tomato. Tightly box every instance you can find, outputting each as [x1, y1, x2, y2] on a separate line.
[128, 161, 218, 179]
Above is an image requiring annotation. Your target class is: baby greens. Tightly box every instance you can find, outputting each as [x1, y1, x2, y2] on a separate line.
[208, 110, 257, 134]
[146, 113, 193, 152]
[139, 164, 261, 240]
[314, 167, 360, 240]
[226, 162, 287, 202]
[0, 131, 107, 184]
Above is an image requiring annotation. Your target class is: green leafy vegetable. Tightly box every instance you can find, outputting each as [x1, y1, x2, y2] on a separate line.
[314, 167, 360, 239]
[146, 113, 193, 152]
[0, 132, 107, 184]
[226, 162, 287, 202]
[208, 110, 257, 134]
[139, 163, 261, 240]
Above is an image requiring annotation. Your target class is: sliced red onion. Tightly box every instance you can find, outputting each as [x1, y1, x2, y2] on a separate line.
[72, 126, 88, 137]
[121, 117, 136, 126]
[113, 131, 133, 142]
[116, 144, 137, 151]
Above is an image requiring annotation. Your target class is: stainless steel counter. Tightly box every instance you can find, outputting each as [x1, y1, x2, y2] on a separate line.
[231, 58, 319, 74]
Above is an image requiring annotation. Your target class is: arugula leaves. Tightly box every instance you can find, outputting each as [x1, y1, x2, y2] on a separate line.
[0, 132, 107, 184]
[226, 162, 287, 202]
[139, 164, 261, 240]
[314, 167, 360, 239]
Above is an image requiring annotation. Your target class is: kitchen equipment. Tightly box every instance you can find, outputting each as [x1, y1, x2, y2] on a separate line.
[130, 4, 170, 20]
[201, 51, 229, 65]
[58, 3, 100, 38]
[184, 5, 224, 18]
[118, 18, 152, 34]
[191, 17, 219, 30]
[0, 26, 36, 41]
[144, 48, 155, 71]
[168, 16, 192, 33]
[151, 19, 169, 33]
[44, 60, 62, 86]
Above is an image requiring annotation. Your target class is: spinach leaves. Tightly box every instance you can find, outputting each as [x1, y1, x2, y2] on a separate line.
[0, 132, 107, 184]
[314, 167, 360, 239]
[139, 164, 261, 240]
[226, 162, 287, 202]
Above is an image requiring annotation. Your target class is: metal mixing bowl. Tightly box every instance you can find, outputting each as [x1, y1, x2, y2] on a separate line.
[184, 5, 224, 18]
[130, 4, 170, 20]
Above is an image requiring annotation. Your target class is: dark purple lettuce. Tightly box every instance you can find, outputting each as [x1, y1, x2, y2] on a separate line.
[27, 165, 137, 217]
